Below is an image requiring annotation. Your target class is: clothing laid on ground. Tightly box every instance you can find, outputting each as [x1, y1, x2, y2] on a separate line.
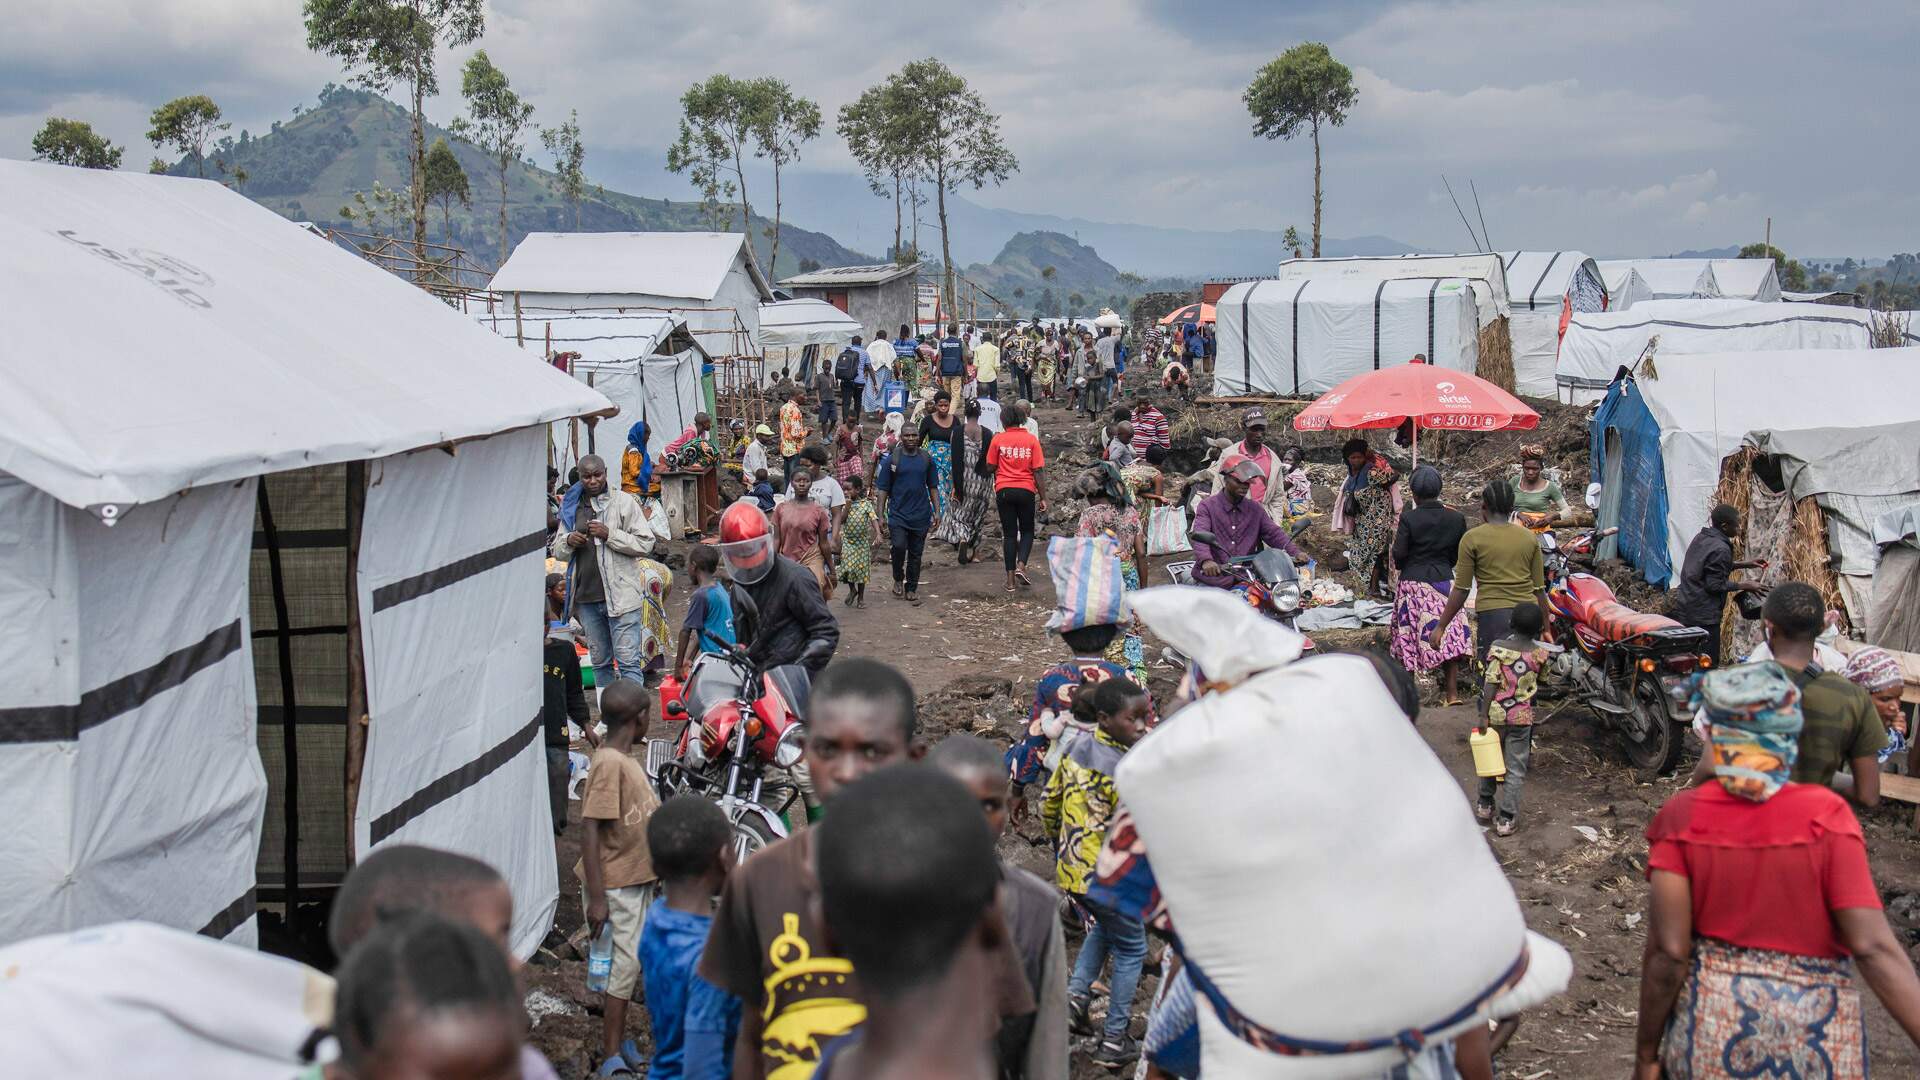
[640, 902, 741, 1080]
[1786, 665, 1887, 788]
[1452, 522, 1545, 611]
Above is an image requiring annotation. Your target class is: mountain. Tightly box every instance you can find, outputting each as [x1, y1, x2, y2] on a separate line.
[169, 87, 875, 278]
[1668, 245, 1743, 259]
[960, 231, 1192, 316]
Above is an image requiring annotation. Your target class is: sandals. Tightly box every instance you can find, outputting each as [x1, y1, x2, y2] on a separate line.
[1014, 568, 1033, 590]
[1474, 802, 1494, 823]
[1494, 816, 1517, 837]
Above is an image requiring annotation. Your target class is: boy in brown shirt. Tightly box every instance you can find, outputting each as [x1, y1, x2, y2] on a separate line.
[576, 680, 661, 1077]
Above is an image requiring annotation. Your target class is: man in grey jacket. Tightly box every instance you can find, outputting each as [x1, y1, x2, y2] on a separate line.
[552, 454, 671, 689]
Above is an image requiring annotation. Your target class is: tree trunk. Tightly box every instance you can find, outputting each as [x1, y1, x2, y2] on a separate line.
[1310, 116, 1323, 259]
[770, 158, 783, 275]
[892, 171, 902, 259]
[937, 168, 954, 321]
[731, 144, 753, 247]
[498, 158, 510, 269]
[411, 67, 428, 266]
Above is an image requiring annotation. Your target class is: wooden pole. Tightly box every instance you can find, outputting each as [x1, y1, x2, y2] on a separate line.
[514, 291, 524, 348]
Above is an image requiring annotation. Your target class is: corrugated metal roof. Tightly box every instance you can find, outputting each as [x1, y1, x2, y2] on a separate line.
[778, 262, 919, 287]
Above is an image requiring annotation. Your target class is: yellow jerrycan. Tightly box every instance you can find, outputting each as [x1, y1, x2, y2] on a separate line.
[1469, 727, 1506, 779]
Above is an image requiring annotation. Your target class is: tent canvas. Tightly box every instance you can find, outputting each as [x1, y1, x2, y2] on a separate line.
[1710, 259, 1782, 302]
[1557, 300, 1877, 404]
[1590, 348, 1920, 589]
[1599, 265, 1655, 311]
[1215, 277, 1480, 397]
[0, 161, 607, 953]
[1498, 251, 1607, 397]
[1596, 259, 1720, 300]
[1276, 253, 1510, 327]
[757, 298, 862, 349]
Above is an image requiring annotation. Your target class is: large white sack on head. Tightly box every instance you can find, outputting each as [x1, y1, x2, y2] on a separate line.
[1115, 652, 1530, 1077]
[1128, 586, 1303, 682]
[0, 921, 335, 1076]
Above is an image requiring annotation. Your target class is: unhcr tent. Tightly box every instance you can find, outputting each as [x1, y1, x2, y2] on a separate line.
[758, 297, 861, 386]
[0, 161, 609, 955]
[1281, 253, 1511, 324]
[1710, 259, 1782, 302]
[1215, 277, 1481, 396]
[1589, 349, 1920, 592]
[1498, 251, 1608, 397]
[1598, 264, 1654, 311]
[1557, 300, 1878, 404]
[1596, 259, 1720, 300]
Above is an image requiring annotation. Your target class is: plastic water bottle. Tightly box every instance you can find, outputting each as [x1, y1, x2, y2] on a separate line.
[586, 922, 614, 993]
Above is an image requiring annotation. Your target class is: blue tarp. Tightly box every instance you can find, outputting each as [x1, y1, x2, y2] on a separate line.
[1591, 376, 1675, 587]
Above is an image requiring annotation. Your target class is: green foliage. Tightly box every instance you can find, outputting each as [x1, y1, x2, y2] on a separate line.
[667, 74, 769, 234]
[31, 118, 123, 169]
[148, 156, 169, 174]
[540, 109, 587, 228]
[797, 257, 822, 274]
[752, 80, 822, 274]
[147, 95, 229, 178]
[1737, 242, 1808, 291]
[1282, 225, 1304, 258]
[451, 50, 535, 265]
[422, 137, 470, 231]
[837, 78, 923, 258]
[1245, 42, 1357, 257]
[340, 180, 410, 236]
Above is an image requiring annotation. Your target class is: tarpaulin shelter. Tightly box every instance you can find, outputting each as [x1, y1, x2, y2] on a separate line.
[0, 161, 609, 955]
[1596, 259, 1720, 300]
[1498, 251, 1608, 397]
[1710, 258, 1783, 302]
[1588, 349, 1920, 593]
[757, 297, 862, 350]
[1557, 300, 1882, 404]
[1598, 264, 1655, 311]
[1215, 277, 1482, 396]
[1868, 505, 1920, 654]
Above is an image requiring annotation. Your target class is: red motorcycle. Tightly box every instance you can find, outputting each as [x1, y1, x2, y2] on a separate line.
[1538, 528, 1713, 775]
[649, 635, 808, 860]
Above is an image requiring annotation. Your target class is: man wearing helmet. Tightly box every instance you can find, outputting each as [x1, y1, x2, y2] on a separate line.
[718, 499, 840, 675]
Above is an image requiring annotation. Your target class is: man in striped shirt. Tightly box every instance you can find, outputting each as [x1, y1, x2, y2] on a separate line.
[1130, 391, 1170, 457]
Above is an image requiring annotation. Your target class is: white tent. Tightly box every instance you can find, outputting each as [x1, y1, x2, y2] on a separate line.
[1599, 264, 1655, 311]
[0, 161, 609, 955]
[1710, 258, 1782, 302]
[1498, 251, 1608, 397]
[757, 298, 862, 349]
[1556, 300, 1876, 404]
[474, 308, 708, 467]
[490, 231, 774, 357]
[1596, 259, 1720, 300]
[1215, 277, 1480, 396]
[1278, 253, 1511, 326]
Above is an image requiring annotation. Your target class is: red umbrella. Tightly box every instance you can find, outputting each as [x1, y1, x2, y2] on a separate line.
[1292, 360, 1537, 469]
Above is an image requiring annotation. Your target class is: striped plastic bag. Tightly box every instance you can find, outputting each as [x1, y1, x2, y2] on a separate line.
[1045, 535, 1127, 633]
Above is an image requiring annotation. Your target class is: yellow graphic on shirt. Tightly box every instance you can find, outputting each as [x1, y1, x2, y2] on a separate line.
[760, 913, 866, 1080]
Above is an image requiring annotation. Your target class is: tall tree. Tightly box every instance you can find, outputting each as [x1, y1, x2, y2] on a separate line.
[31, 118, 123, 169]
[666, 75, 769, 240]
[303, 0, 485, 262]
[887, 59, 1018, 317]
[540, 110, 587, 230]
[450, 50, 535, 268]
[1244, 43, 1358, 258]
[1738, 242, 1809, 291]
[147, 95, 228, 178]
[422, 137, 470, 237]
[752, 81, 821, 275]
[839, 80, 925, 261]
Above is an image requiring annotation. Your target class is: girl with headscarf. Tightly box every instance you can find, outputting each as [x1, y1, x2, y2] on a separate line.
[1077, 463, 1149, 682]
[1390, 465, 1473, 703]
[1638, 661, 1920, 1078]
[1845, 646, 1909, 766]
[618, 420, 656, 498]
[833, 422, 865, 486]
[1335, 437, 1400, 599]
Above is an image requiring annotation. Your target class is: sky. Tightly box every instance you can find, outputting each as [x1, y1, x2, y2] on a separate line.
[4, 0, 1916, 261]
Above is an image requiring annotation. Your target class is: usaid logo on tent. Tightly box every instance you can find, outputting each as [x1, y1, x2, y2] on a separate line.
[54, 229, 213, 309]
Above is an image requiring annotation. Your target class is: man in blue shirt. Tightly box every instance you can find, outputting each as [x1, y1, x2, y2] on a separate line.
[938, 321, 968, 404]
[875, 427, 938, 605]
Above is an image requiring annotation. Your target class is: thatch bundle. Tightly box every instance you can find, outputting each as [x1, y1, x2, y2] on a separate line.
[1476, 316, 1515, 393]
[1714, 447, 1847, 656]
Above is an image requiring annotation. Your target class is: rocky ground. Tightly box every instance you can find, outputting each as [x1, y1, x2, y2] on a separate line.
[520, 379, 1920, 1078]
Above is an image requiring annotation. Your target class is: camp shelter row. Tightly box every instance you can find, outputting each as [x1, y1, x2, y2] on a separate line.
[0, 161, 614, 958]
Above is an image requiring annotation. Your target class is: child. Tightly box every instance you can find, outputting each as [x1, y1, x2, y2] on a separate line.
[931, 736, 1069, 1080]
[837, 473, 879, 609]
[675, 544, 736, 681]
[577, 681, 662, 1077]
[749, 468, 776, 513]
[332, 914, 525, 1080]
[1477, 601, 1550, 837]
[1005, 623, 1131, 808]
[545, 612, 593, 836]
[1046, 677, 1152, 1069]
[639, 796, 742, 1080]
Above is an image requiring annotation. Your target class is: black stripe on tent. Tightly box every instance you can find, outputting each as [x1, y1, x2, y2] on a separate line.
[197, 891, 257, 939]
[0, 620, 244, 745]
[369, 713, 543, 845]
[1527, 252, 1563, 312]
[1240, 281, 1264, 394]
[257, 705, 351, 726]
[1427, 279, 1440, 361]
[1502, 252, 1520, 271]
[1573, 314, 1873, 335]
[251, 528, 348, 550]
[371, 530, 548, 613]
[1372, 280, 1388, 369]
[1289, 280, 1310, 395]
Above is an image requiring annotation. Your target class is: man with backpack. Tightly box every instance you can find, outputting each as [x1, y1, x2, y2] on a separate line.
[938, 322, 968, 403]
[834, 335, 867, 430]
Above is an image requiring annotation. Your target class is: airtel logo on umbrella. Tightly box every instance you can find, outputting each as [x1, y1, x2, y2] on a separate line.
[1434, 380, 1474, 405]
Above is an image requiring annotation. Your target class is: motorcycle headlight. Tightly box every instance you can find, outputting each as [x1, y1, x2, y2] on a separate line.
[772, 724, 805, 769]
[1273, 580, 1302, 613]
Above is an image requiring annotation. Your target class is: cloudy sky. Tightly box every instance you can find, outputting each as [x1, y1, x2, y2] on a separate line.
[4, 0, 1914, 260]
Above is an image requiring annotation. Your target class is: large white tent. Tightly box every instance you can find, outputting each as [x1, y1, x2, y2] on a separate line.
[1280, 253, 1511, 325]
[1710, 258, 1782, 302]
[490, 231, 774, 358]
[1596, 259, 1720, 300]
[0, 161, 609, 955]
[1556, 300, 1878, 404]
[1215, 277, 1481, 396]
[1498, 251, 1608, 397]
[758, 297, 862, 349]
[1598, 264, 1655, 311]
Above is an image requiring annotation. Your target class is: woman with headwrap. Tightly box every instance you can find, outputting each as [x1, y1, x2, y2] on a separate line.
[932, 398, 993, 562]
[1390, 465, 1473, 704]
[1334, 436, 1400, 599]
[618, 420, 657, 498]
[833, 422, 865, 486]
[1637, 661, 1920, 1079]
[1511, 444, 1570, 527]
[1077, 462, 1149, 682]
[1844, 646, 1910, 768]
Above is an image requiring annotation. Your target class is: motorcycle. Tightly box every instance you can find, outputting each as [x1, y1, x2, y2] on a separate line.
[1167, 529, 1306, 630]
[647, 634, 809, 861]
[1537, 527, 1713, 776]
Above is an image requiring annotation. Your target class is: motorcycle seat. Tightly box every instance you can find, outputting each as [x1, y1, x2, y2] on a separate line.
[1556, 574, 1685, 642]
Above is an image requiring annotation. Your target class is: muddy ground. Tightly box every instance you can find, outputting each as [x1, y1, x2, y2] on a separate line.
[522, 385, 1920, 1078]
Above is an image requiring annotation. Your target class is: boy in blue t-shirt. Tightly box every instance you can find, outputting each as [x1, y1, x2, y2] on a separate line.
[639, 795, 741, 1080]
[674, 544, 736, 680]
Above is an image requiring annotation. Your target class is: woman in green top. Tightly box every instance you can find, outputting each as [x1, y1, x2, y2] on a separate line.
[1510, 444, 1571, 525]
[1427, 479, 1548, 663]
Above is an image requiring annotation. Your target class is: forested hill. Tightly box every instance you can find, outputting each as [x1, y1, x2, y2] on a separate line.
[963, 230, 1193, 317]
[162, 86, 874, 278]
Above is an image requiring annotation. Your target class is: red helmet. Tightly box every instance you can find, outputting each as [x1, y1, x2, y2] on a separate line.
[718, 500, 776, 584]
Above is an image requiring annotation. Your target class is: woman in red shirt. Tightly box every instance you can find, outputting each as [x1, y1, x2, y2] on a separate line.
[771, 467, 835, 600]
[985, 401, 1046, 595]
[1636, 661, 1920, 1079]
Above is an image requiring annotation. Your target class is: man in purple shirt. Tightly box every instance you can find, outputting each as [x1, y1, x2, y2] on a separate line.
[1192, 455, 1303, 589]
